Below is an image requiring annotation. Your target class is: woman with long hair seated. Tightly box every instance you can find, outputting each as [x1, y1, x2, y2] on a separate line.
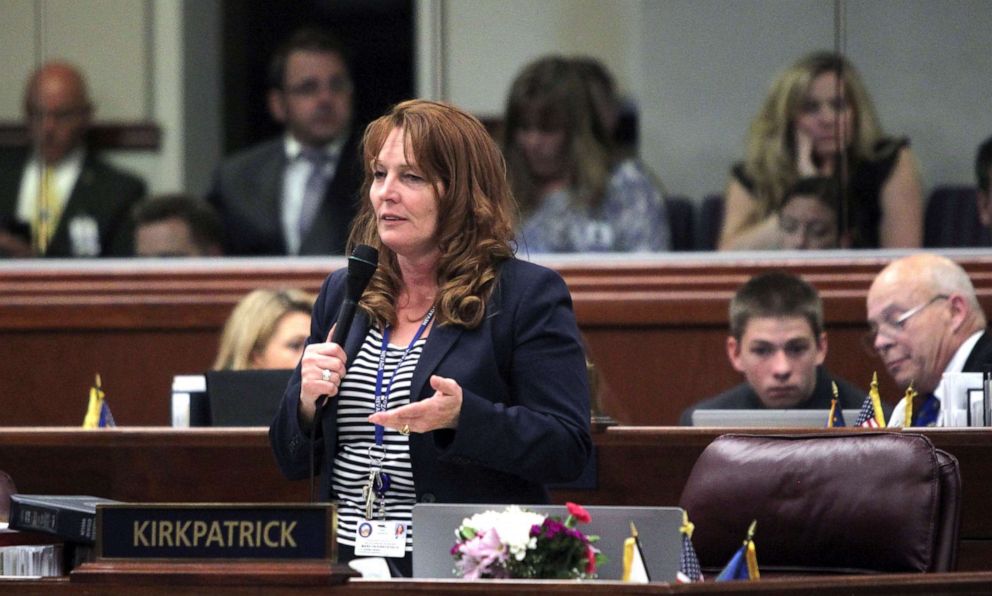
[719, 51, 923, 250]
[504, 56, 670, 253]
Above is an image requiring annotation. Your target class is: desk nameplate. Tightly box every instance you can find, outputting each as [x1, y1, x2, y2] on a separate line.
[95, 503, 336, 562]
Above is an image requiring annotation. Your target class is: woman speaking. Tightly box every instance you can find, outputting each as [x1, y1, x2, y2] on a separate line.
[269, 99, 592, 576]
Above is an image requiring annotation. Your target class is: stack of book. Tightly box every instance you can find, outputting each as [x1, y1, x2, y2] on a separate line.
[3, 494, 119, 577]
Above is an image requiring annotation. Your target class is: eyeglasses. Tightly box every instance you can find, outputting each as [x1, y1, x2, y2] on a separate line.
[863, 294, 949, 353]
[799, 97, 849, 116]
[283, 76, 352, 97]
[26, 105, 90, 123]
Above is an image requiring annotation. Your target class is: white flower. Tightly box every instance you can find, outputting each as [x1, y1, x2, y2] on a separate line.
[459, 506, 546, 562]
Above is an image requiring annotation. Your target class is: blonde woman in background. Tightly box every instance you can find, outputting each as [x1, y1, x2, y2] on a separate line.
[719, 51, 923, 250]
[213, 288, 315, 370]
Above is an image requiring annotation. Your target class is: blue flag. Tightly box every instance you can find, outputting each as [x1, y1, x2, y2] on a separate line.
[827, 398, 846, 427]
[716, 521, 759, 582]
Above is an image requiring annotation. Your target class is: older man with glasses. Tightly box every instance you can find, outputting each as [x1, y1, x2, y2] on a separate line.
[866, 253, 992, 426]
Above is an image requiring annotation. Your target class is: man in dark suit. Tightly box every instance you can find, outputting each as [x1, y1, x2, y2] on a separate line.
[0, 62, 146, 258]
[867, 253, 992, 426]
[207, 28, 362, 256]
[680, 271, 866, 425]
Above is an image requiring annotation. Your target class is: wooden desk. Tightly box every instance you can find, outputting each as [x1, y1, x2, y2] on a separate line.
[3, 253, 992, 426]
[6, 571, 992, 594]
[1, 426, 989, 571]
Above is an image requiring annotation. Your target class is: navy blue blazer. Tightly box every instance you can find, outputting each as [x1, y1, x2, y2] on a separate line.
[269, 257, 593, 505]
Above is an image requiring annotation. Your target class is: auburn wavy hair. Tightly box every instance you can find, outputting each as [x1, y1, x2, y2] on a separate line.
[348, 99, 517, 330]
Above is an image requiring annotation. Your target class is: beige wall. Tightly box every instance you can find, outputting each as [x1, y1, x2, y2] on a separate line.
[427, 0, 643, 115]
[0, 0, 149, 120]
[0, 0, 220, 197]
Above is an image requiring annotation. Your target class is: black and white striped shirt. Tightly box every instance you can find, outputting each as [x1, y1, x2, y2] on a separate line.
[332, 328, 421, 550]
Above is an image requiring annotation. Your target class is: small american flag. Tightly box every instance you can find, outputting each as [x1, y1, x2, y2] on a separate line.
[854, 397, 880, 427]
[676, 512, 703, 583]
[855, 372, 886, 428]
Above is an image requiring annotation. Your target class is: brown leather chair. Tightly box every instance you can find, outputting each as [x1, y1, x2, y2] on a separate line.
[679, 432, 961, 574]
[0, 469, 16, 523]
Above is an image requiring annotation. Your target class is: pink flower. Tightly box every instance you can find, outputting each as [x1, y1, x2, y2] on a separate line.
[585, 544, 598, 575]
[455, 529, 508, 580]
[566, 502, 591, 524]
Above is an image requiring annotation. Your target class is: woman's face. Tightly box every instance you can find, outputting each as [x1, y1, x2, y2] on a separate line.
[794, 71, 854, 157]
[251, 311, 310, 369]
[514, 120, 568, 181]
[370, 126, 442, 261]
[779, 195, 839, 250]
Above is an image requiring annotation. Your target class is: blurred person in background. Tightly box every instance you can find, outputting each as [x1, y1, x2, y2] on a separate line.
[207, 28, 361, 256]
[503, 55, 670, 253]
[132, 194, 223, 257]
[0, 62, 145, 257]
[214, 288, 315, 370]
[778, 177, 847, 250]
[719, 51, 922, 251]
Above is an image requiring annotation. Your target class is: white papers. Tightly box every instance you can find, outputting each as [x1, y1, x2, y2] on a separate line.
[940, 372, 984, 427]
[171, 374, 206, 427]
[0, 544, 62, 577]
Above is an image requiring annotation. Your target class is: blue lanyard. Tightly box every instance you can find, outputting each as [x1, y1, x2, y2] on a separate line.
[373, 306, 436, 444]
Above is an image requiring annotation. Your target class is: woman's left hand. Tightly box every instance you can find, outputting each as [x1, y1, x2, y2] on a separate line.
[368, 374, 462, 433]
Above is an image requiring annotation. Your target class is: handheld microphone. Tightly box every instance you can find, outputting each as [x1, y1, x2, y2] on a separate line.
[310, 244, 378, 501]
[331, 244, 379, 345]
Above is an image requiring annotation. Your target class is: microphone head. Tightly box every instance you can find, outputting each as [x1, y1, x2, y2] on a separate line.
[345, 244, 379, 301]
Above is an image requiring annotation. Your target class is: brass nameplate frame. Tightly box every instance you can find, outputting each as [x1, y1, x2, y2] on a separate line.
[95, 503, 336, 562]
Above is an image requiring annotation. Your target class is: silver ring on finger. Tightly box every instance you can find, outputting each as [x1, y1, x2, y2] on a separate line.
[321, 369, 332, 383]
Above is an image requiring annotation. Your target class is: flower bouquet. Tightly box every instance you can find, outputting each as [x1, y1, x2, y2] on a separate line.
[451, 502, 605, 579]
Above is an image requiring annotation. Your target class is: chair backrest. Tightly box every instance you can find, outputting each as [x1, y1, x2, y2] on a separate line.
[679, 433, 960, 574]
[666, 195, 696, 251]
[697, 193, 725, 250]
[924, 185, 990, 247]
[0, 470, 16, 523]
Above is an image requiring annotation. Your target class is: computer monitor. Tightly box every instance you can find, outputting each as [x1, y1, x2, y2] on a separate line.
[412, 503, 684, 580]
[205, 369, 293, 426]
[691, 408, 862, 427]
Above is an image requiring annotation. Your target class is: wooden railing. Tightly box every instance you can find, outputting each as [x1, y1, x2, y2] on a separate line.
[3, 251, 992, 426]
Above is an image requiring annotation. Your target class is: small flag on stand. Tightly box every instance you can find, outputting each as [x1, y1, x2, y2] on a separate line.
[82, 374, 116, 428]
[715, 520, 759, 582]
[622, 521, 650, 582]
[855, 372, 887, 428]
[827, 382, 846, 427]
[675, 510, 703, 583]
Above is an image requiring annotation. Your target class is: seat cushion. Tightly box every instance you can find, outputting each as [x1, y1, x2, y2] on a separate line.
[679, 433, 945, 574]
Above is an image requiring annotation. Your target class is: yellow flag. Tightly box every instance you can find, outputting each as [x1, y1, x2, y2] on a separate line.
[82, 374, 105, 428]
[622, 522, 649, 582]
[745, 538, 760, 580]
[868, 372, 887, 427]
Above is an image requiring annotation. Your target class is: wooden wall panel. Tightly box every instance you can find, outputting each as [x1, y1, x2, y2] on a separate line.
[0, 427, 988, 570]
[2, 254, 992, 426]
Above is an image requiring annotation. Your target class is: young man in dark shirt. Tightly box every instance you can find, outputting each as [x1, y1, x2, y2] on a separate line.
[680, 271, 866, 425]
